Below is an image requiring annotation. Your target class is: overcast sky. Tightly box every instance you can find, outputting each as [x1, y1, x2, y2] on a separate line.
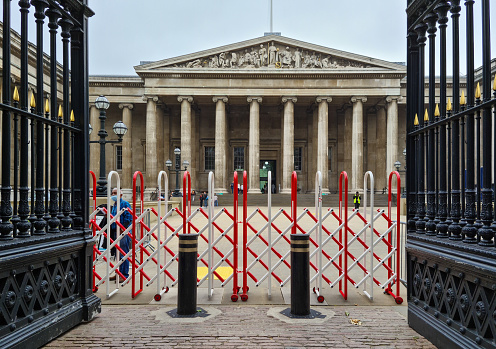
[6, 1, 496, 76]
[87, 0, 408, 75]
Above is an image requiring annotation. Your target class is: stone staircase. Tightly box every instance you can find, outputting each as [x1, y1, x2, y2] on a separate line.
[193, 193, 396, 208]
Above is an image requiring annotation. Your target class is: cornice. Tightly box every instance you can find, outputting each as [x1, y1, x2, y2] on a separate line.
[136, 71, 406, 81]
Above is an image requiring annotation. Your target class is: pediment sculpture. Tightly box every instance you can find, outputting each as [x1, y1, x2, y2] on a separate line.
[177, 42, 374, 69]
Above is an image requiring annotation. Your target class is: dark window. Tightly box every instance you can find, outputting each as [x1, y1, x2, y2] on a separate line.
[294, 147, 302, 171]
[116, 145, 122, 171]
[328, 146, 332, 172]
[234, 147, 244, 171]
[205, 146, 215, 171]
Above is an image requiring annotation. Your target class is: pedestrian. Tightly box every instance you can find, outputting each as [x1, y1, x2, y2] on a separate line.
[271, 183, 276, 194]
[240, 184, 244, 194]
[109, 187, 133, 282]
[231, 182, 234, 194]
[199, 192, 204, 207]
[204, 192, 208, 207]
[191, 190, 196, 202]
[353, 191, 361, 210]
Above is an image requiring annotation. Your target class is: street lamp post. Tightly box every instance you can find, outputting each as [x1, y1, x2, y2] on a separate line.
[166, 147, 189, 197]
[89, 95, 128, 197]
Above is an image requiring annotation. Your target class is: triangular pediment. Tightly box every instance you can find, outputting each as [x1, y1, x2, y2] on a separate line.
[135, 35, 405, 73]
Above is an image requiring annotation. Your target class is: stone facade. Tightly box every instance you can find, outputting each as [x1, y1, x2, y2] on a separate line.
[88, 35, 408, 194]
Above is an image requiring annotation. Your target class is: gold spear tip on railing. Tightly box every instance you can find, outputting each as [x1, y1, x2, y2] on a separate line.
[424, 108, 429, 122]
[70, 110, 74, 122]
[13, 86, 19, 102]
[414, 113, 419, 126]
[58, 105, 62, 118]
[460, 90, 466, 105]
[493, 75, 496, 91]
[475, 82, 481, 99]
[434, 103, 440, 117]
[30, 90, 36, 108]
[447, 98, 452, 111]
[45, 98, 49, 113]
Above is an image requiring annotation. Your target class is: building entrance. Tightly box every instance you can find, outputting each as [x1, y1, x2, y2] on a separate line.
[260, 160, 276, 194]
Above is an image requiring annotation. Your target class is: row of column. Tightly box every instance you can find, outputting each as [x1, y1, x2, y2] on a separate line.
[89, 95, 401, 193]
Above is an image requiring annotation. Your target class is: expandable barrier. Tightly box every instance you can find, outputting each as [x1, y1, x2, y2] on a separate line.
[90, 169, 403, 304]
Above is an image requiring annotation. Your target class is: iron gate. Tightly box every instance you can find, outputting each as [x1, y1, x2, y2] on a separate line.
[0, 1, 99, 348]
[406, 0, 496, 348]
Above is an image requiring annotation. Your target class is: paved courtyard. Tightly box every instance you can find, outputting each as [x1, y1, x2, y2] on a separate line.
[45, 204, 435, 348]
[45, 304, 434, 348]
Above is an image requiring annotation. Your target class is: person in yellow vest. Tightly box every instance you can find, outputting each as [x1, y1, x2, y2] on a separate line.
[353, 191, 361, 210]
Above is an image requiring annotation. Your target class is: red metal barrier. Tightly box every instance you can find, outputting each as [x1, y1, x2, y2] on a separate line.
[232, 171, 239, 301]
[132, 171, 145, 298]
[387, 171, 402, 304]
[89, 170, 98, 292]
[241, 171, 248, 301]
[339, 171, 348, 300]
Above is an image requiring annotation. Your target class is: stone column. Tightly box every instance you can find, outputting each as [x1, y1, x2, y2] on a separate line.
[178, 96, 193, 190]
[316, 97, 332, 193]
[281, 97, 297, 194]
[386, 96, 401, 177]
[247, 97, 262, 194]
[376, 106, 387, 191]
[119, 103, 133, 188]
[144, 96, 159, 188]
[351, 96, 367, 191]
[213, 96, 228, 193]
[89, 104, 100, 178]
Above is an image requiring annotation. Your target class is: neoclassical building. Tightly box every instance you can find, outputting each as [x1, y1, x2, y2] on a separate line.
[89, 35, 408, 195]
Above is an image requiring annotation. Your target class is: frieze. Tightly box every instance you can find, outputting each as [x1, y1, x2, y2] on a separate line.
[176, 42, 374, 70]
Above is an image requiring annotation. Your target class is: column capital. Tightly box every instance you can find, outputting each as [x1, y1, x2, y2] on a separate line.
[142, 95, 159, 102]
[282, 96, 297, 104]
[351, 96, 367, 104]
[213, 96, 229, 103]
[247, 96, 262, 104]
[386, 96, 403, 103]
[118, 103, 134, 110]
[177, 96, 193, 103]
[316, 96, 332, 104]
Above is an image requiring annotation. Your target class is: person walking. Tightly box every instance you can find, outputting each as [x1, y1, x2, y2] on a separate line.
[109, 188, 133, 282]
[353, 191, 361, 210]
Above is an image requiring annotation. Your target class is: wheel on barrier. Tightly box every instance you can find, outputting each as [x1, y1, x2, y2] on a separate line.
[317, 295, 325, 303]
[313, 287, 316, 293]
[164, 286, 169, 293]
[395, 297, 404, 304]
[154, 294, 161, 301]
[246, 286, 250, 292]
[93, 286, 98, 293]
[231, 294, 238, 302]
[241, 294, 248, 302]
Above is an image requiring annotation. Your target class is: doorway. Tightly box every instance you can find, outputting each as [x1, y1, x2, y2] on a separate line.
[260, 160, 276, 194]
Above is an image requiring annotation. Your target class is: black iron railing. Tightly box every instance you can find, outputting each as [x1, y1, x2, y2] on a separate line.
[406, 0, 496, 347]
[0, 1, 99, 348]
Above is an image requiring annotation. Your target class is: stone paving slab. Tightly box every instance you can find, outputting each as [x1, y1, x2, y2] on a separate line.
[45, 305, 435, 348]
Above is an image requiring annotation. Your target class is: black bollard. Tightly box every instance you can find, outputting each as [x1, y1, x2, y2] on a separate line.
[290, 233, 310, 316]
[177, 234, 198, 315]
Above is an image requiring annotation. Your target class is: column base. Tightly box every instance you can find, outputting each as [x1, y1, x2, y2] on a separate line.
[248, 188, 262, 194]
[215, 188, 228, 194]
[280, 188, 292, 194]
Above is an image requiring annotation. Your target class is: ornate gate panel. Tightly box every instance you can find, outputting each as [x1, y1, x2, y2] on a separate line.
[406, 1, 496, 347]
[0, 1, 99, 348]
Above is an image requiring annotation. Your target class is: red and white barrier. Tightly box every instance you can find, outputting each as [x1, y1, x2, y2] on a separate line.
[90, 169, 403, 304]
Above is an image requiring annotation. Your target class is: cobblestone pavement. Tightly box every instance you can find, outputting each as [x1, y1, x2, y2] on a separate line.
[45, 305, 435, 348]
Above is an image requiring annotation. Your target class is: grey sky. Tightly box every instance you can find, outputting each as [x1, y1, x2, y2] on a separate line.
[88, 0, 408, 75]
[5, 1, 496, 77]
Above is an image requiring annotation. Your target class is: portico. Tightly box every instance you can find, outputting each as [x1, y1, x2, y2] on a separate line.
[89, 35, 407, 194]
